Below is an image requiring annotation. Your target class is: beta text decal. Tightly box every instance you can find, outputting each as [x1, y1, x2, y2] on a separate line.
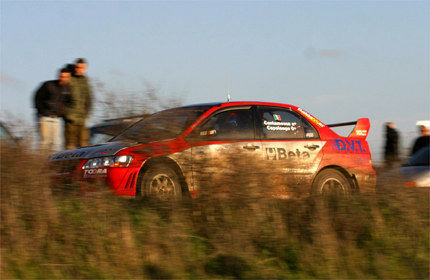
[266, 148, 310, 160]
[331, 139, 366, 153]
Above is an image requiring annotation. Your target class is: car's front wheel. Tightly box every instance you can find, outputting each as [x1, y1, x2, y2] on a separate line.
[312, 169, 352, 196]
[138, 165, 183, 200]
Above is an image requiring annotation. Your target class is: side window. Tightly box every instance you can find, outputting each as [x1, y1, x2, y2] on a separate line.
[258, 107, 319, 140]
[193, 109, 254, 140]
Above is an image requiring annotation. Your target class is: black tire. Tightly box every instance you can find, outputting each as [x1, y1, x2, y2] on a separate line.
[139, 165, 183, 200]
[312, 169, 352, 196]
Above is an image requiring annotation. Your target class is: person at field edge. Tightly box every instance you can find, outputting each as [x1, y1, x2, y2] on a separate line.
[410, 121, 430, 156]
[384, 122, 400, 168]
[64, 58, 92, 150]
[34, 68, 71, 152]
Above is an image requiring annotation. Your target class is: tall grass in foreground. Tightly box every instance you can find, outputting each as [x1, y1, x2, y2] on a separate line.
[1, 147, 429, 279]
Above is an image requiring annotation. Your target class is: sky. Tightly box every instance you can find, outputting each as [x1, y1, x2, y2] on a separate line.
[1, 1, 429, 162]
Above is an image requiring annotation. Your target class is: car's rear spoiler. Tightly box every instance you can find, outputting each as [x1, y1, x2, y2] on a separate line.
[327, 118, 370, 140]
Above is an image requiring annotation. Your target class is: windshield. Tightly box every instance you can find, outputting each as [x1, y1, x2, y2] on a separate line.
[111, 105, 212, 142]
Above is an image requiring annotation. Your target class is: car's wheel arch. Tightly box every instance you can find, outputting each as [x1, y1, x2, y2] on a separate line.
[313, 165, 359, 192]
[136, 156, 189, 197]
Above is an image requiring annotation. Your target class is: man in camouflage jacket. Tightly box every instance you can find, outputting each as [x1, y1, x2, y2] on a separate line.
[64, 58, 92, 149]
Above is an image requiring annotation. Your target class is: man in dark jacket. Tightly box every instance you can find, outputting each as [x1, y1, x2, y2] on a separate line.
[34, 68, 71, 151]
[411, 122, 430, 156]
[64, 58, 92, 149]
[384, 122, 400, 168]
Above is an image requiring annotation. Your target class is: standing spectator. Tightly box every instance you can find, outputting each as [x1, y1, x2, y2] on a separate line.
[34, 68, 71, 151]
[384, 122, 400, 168]
[64, 58, 92, 149]
[411, 121, 430, 156]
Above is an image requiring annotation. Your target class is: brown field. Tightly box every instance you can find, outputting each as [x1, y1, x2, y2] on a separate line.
[1, 145, 429, 279]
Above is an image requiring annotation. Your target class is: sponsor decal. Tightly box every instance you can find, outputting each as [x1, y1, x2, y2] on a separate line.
[51, 151, 86, 160]
[355, 130, 367, 136]
[154, 145, 165, 153]
[50, 144, 127, 161]
[263, 120, 298, 132]
[297, 108, 325, 128]
[200, 129, 217, 136]
[265, 148, 310, 160]
[331, 139, 366, 153]
[83, 168, 107, 178]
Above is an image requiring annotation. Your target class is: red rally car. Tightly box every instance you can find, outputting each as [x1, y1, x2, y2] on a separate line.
[50, 102, 376, 198]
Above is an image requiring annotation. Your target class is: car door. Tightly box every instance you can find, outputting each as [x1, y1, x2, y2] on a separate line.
[257, 106, 325, 195]
[187, 106, 263, 194]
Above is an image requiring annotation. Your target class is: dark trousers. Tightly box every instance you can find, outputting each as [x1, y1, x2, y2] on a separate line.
[65, 122, 88, 150]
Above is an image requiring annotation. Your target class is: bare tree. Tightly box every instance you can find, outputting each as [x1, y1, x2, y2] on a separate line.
[1, 111, 37, 148]
[92, 79, 183, 122]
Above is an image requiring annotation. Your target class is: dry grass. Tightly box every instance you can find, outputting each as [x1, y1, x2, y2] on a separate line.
[1, 145, 429, 279]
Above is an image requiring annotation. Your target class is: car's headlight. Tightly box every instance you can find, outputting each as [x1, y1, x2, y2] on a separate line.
[82, 155, 133, 169]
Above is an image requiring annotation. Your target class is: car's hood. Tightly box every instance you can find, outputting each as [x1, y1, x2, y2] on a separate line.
[50, 142, 130, 161]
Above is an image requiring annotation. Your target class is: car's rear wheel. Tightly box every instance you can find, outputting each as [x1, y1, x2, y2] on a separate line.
[312, 169, 352, 196]
[139, 165, 182, 200]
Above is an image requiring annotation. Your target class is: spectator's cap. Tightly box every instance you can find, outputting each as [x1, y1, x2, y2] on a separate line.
[416, 120, 430, 127]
